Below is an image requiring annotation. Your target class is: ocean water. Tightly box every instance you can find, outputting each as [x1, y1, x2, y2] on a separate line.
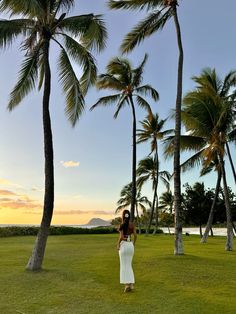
[160, 227, 229, 236]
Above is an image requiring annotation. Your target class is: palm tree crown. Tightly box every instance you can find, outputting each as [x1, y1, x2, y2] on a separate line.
[90, 54, 159, 116]
[0, 0, 107, 125]
[137, 111, 172, 153]
[116, 182, 151, 214]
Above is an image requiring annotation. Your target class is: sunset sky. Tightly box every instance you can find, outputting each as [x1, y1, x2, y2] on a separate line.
[0, 0, 236, 225]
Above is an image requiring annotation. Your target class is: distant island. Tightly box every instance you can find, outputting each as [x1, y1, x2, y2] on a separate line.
[86, 218, 111, 227]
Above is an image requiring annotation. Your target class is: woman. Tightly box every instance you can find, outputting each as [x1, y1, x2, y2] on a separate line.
[117, 209, 137, 292]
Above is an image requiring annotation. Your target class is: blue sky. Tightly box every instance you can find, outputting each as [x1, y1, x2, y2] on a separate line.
[0, 0, 235, 224]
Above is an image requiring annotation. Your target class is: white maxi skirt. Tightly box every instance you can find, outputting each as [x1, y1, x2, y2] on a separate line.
[119, 241, 135, 284]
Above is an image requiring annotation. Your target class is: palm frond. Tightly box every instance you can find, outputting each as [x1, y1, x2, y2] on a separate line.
[0, 19, 33, 48]
[59, 33, 97, 95]
[132, 53, 148, 87]
[80, 14, 107, 52]
[163, 134, 206, 157]
[180, 149, 205, 173]
[0, 0, 44, 16]
[136, 175, 149, 189]
[121, 9, 172, 53]
[8, 44, 41, 110]
[61, 14, 107, 52]
[135, 95, 152, 112]
[220, 70, 236, 97]
[135, 84, 159, 101]
[90, 93, 123, 111]
[96, 74, 125, 91]
[53, 0, 74, 14]
[108, 0, 163, 11]
[115, 204, 129, 214]
[107, 57, 132, 85]
[58, 48, 85, 126]
[113, 95, 128, 119]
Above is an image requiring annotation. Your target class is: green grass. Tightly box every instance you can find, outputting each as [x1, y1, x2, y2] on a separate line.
[0, 234, 235, 314]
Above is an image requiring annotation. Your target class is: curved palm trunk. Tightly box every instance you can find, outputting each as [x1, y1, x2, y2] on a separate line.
[173, 5, 184, 255]
[129, 96, 137, 222]
[26, 40, 54, 271]
[226, 142, 236, 184]
[201, 170, 221, 243]
[147, 184, 157, 234]
[219, 156, 233, 251]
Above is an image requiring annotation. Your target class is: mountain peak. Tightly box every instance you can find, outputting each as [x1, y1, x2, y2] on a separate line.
[86, 218, 111, 226]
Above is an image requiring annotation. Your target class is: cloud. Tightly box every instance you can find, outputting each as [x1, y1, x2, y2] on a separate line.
[32, 186, 44, 192]
[0, 192, 42, 210]
[0, 190, 17, 196]
[60, 160, 80, 168]
[0, 178, 23, 189]
[53, 210, 112, 216]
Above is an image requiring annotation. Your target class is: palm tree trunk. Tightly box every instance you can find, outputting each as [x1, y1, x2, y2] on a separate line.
[147, 184, 157, 234]
[219, 156, 233, 251]
[199, 223, 202, 238]
[153, 151, 159, 234]
[129, 96, 137, 222]
[201, 170, 221, 243]
[26, 40, 54, 270]
[173, 5, 184, 255]
[135, 204, 142, 234]
[153, 195, 159, 234]
[226, 142, 236, 184]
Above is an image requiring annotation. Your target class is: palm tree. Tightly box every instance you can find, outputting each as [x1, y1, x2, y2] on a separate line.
[165, 68, 236, 250]
[159, 190, 174, 234]
[90, 55, 159, 221]
[0, 0, 107, 270]
[136, 156, 171, 234]
[200, 165, 222, 243]
[108, 0, 184, 255]
[137, 111, 172, 233]
[116, 182, 152, 233]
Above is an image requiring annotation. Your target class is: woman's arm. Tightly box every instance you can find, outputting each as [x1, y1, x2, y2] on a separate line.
[117, 230, 124, 250]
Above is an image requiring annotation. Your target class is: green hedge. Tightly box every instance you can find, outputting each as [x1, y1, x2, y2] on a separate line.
[0, 226, 117, 238]
[0, 226, 164, 237]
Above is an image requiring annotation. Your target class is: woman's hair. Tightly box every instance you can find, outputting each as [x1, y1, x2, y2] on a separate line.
[119, 209, 130, 234]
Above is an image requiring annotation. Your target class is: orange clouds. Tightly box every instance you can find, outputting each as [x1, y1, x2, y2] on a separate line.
[0, 190, 17, 196]
[0, 190, 42, 210]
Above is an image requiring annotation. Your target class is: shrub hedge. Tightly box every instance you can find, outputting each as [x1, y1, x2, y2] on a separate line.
[0, 226, 163, 237]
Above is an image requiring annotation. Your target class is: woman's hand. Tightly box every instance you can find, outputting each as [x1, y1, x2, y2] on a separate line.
[117, 244, 120, 250]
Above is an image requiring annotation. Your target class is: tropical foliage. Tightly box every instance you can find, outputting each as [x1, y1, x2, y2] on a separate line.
[91, 55, 159, 221]
[0, 0, 107, 270]
[108, 0, 184, 256]
[137, 111, 171, 233]
[165, 68, 236, 250]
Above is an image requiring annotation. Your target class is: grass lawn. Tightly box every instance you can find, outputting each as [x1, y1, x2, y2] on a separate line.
[0, 234, 235, 314]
